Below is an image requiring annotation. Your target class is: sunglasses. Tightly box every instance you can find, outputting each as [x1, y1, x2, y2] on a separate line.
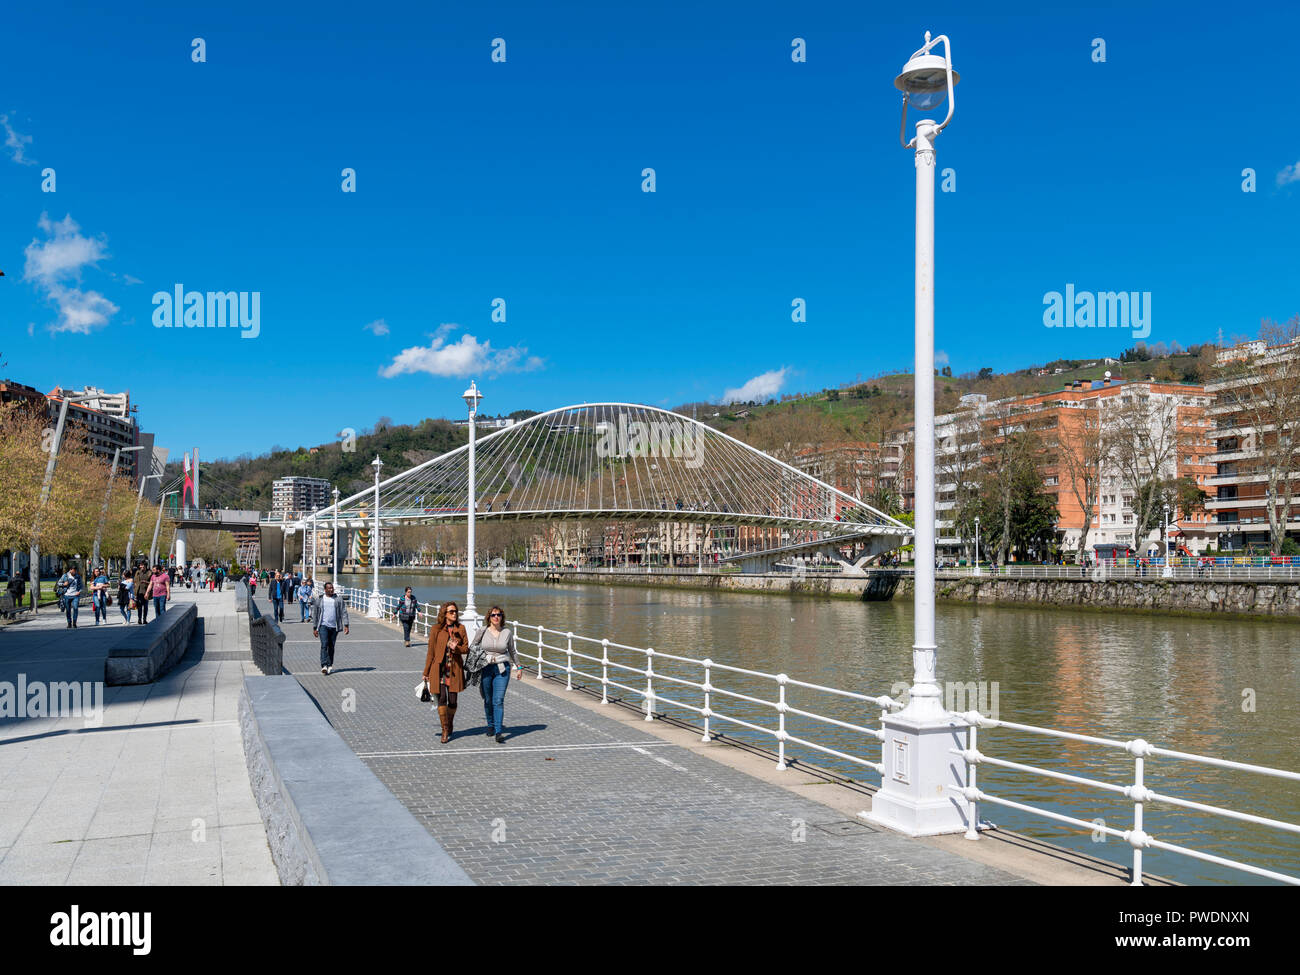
[489, 612, 503, 618]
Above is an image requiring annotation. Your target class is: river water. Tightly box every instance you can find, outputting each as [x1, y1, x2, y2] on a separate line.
[338, 571, 1300, 886]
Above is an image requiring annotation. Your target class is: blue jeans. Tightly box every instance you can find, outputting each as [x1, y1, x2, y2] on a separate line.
[92, 592, 106, 623]
[319, 626, 338, 668]
[153, 595, 166, 616]
[479, 664, 511, 735]
[119, 596, 132, 623]
[271, 597, 284, 621]
[300, 600, 310, 621]
[65, 596, 80, 625]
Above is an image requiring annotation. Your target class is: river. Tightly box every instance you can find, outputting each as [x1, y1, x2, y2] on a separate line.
[335, 571, 1300, 886]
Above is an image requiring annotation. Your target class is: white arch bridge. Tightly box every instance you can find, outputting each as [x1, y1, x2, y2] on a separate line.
[275, 403, 912, 573]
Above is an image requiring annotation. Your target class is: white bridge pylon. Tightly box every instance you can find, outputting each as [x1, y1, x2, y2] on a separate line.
[298, 403, 911, 551]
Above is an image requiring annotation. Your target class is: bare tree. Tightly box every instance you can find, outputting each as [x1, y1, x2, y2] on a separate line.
[1214, 316, 1300, 553]
[1055, 401, 1107, 562]
[1102, 386, 1193, 552]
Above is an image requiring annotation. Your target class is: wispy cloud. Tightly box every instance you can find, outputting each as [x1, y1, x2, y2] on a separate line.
[363, 318, 390, 336]
[721, 368, 788, 404]
[0, 114, 36, 166]
[1278, 161, 1300, 187]
[935, 349, 950, 368]
[23, 213, 118, 334]
[379, 328, 543, 378]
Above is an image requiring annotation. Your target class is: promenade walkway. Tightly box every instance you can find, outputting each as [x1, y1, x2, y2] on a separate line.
[269, 596, 1050, 885]
[0, 587, 277, 884]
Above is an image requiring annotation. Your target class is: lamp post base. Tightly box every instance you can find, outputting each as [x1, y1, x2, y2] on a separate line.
[367, 590, 383, 619]
[862, 711, 971, 836]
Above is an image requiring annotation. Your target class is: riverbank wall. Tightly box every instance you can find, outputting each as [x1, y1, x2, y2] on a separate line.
[350, 566, 1300, 620]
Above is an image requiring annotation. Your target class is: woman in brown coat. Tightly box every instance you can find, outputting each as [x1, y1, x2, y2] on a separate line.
[424, 601, 468, 742]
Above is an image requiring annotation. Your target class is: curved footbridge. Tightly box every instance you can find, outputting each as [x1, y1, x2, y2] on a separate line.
[242, 595, 1149, 886]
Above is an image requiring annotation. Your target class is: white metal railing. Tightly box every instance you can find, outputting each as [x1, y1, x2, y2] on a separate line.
[328, 583, 1300, 887]
[917, 559, 1300, 582]
[332, 585, 900, 776]
[948, 711, 1300, 886]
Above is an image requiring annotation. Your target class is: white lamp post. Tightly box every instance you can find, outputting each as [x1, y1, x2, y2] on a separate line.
[125, 473, 162, 569]
[1162, 503, 1174, 577]
[973, 515, 981, 576]
[462, 381, 483, 638]
[331, 486, 340, 586]
[867, 30, 969, 837]
[367, 456, 384, 617]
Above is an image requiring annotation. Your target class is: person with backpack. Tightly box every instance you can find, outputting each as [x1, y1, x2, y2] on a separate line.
[397, 586, 419, 646]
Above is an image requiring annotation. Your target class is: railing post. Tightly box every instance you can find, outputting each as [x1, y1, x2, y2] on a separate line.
[601, 638, 610, 704]
[644, 648, 655, 721]
[701, 658, 712, 742]
[565, 631, 574, 691]
[776, 673, 788, 770]
[964, 723, 979, 840]
[536, 625, 546, 680]
[1131, 753, 1145, 886]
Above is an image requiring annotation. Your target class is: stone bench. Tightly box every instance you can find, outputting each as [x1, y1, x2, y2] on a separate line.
[105, 602, 198, 685]
[239, 676, 473, 885]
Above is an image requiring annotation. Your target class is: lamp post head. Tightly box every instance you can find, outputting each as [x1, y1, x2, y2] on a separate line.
[371, 455, 383, 473]
[896, 31, 958, 141]
[462, 380, 483, 415]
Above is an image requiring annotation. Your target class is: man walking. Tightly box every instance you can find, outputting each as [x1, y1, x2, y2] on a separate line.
[298, 574, 314, 622]
[58, 564, 83, 628]
[311, 582, 349, 675]
[269, 571, 286, 622]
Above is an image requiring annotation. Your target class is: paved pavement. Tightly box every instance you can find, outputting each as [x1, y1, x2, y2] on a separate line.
[0, 586, 277, 885]
[271, 596, 1028, 885]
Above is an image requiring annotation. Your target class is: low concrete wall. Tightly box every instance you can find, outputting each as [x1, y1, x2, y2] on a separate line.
[239, 675, 473, 886]
[903, 576, 1300, 620]
[105, 602, 198, 684]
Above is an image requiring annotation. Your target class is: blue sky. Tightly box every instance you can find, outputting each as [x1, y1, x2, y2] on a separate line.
[2, 0, 1297, 459]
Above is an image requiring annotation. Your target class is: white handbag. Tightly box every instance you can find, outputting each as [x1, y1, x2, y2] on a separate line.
[415, 679, 431, 702]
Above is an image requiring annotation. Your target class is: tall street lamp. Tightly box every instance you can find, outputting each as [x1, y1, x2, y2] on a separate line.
[332, 486, 340, 586]
[868, 30, 968, 838]
[92, 444, 144, 571]
[462, 381, 483, 637]
[1163, 502, 1174, 578]
[973, 515, 981, 576]
[367, 455, 384, 618]
[125, 473, 163, 569]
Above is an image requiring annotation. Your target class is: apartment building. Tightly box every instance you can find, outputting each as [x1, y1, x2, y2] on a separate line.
[1203, 339, 1300, 550]
[46, 386, 143, 485]
[271, 476, 332, 516]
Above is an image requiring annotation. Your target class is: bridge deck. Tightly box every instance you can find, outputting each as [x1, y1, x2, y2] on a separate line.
[268, 597, 1032, 885]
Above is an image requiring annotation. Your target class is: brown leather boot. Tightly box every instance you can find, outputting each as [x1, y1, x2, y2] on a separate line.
[446, 705, 457, 741]
[437, 705, 450, 743]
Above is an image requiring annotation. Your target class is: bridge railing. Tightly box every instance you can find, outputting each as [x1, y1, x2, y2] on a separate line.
[328, 583, 1300, 886]
[948, 712, 1300, 887]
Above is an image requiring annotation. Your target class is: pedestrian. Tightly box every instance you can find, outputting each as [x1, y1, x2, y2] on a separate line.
[311, 581, 349, 675]
[117, 571, 134, 624]
[466, 605, 522, 743]
[216, 564, 225, 591]
[424, 601, 468, 744]
[248, 572, 257, 597]
[133, 563, 150, 624]
[298, 574, 314, 622]
[269, 571, 286, 622]
[58, 564, 83, 628]
[90, 566, 109, 625]
[397, 586, 419, 646]
[150, 564, 171, 617]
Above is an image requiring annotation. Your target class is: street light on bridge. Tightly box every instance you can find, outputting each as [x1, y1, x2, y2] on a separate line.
[867, 31, 969, 838]
[332, 486, 340, 586]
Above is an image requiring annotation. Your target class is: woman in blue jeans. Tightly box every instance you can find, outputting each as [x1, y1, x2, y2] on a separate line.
[468, 605, 522, 743]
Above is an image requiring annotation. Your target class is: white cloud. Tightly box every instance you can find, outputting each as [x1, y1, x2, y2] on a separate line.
[0, 114, 35, 166]
[379, 329, 543, 379]
[363, 318, 390, 336]
[935, 349, 949, 367]
[23, 213, 118, 334]
[1278, 161, 1300, 187]
[721, 368, 788, 404]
